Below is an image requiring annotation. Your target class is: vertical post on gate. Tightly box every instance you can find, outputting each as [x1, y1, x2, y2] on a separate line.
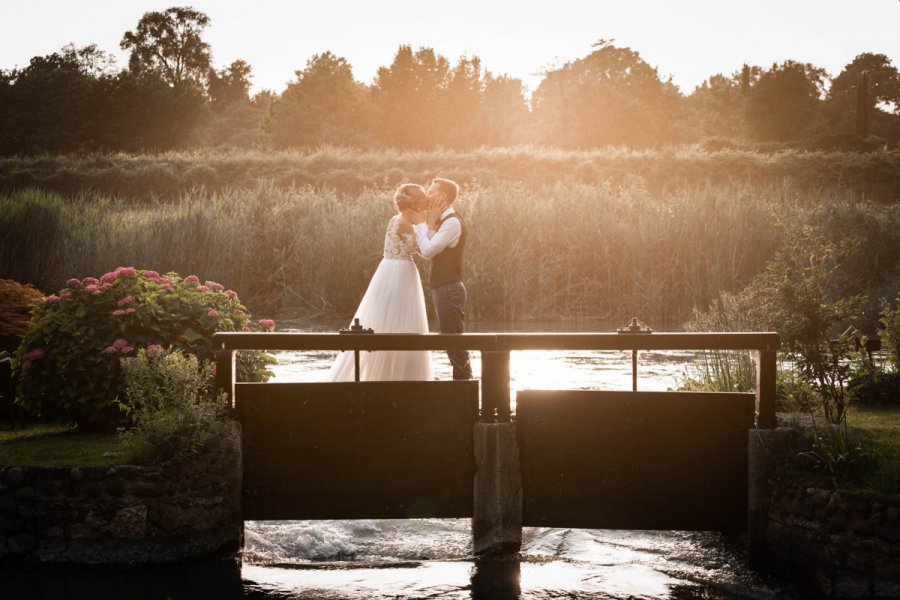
[481, 350, 510, 422]
[617, 317, 653, 391]
[215, 347, 236, 411]
[755, 348, 777, 429]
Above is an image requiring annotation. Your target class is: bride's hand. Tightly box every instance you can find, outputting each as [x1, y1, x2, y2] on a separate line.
[401, 208, 425, 225]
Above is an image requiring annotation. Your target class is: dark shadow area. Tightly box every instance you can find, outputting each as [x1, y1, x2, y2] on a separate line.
[470, 557, 521, 600]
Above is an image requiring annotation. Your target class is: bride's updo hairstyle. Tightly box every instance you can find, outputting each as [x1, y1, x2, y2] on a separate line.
[394, 183, 426, 211]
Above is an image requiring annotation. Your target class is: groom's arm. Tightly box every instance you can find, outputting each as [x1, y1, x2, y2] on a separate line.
[413, 218, 461, 260]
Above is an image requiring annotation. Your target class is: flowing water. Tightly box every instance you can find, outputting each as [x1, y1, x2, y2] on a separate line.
[235, 321, 801, 599]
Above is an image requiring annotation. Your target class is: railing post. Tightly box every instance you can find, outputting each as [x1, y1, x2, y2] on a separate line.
[755, 349, 777, 429]
[216, 348, 236, 412]
[481, 351, 510, 422]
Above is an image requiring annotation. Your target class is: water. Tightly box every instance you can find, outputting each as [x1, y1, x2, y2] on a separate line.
[233, 321, 799, 599]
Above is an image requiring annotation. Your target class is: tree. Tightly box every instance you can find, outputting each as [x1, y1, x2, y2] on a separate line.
[827, 53, 900, 142]
[208, 59, 253, 110]
[120, 6, 212, 87]
[265, 52, 373, 148]
[531, 41, 683, 148]
[744, 61, 827, 141]
[477, 74, 529, 146]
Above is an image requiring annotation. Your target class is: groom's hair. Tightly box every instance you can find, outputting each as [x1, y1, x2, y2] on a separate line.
[431, 178, 459, 204]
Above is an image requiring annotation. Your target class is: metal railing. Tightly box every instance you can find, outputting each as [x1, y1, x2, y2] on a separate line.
[214, 330, 780, 427]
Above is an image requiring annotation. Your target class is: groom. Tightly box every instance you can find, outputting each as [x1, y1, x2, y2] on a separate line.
[403, 178, 473, 380]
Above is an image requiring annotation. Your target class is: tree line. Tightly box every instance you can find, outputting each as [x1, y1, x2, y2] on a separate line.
[2, 6, 899, 155]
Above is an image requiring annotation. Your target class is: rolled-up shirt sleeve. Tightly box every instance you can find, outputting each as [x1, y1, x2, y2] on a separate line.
[414, 217, 461, 260]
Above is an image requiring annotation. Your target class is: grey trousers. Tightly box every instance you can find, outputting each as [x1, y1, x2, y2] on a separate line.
[431, 281, 472, 380]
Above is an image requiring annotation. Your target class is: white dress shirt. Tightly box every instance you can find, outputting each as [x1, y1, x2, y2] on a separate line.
[413, 208, 461, 260]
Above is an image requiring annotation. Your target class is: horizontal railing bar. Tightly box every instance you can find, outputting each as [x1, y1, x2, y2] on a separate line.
[213, 332, 780, 352]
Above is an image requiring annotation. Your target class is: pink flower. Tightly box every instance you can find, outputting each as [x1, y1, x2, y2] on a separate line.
[164, 283, 175, 292]
[44, 295, 61, 305]
[112, 307, 136, 316]
[116, 267, 137, 279]
[184, 275, 200, 284]
[103, 338, 133, 354]
[258, 319, 276, 331]
[224, 289, 237, 299]
[141, 270, 160, 279]
[82, 277, 99, 286]
[59, 290, 73, 301]
[100, 271, 118, 284]
[207, 309, 220, 318]
[24, 348, 45, 361]
[205, 281, 225, 292]
[146, 344, 165, 358]
[116, 295, 135, 306]
[197, 285, 210, 293]
[66, 278, 81, 287]
[84, 284, 99, 294]
[242, 326, 252, 332]
[21, 360, 32, 372]
[210, 363, 217, 377]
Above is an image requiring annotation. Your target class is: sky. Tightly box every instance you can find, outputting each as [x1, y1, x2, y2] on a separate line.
[2, 0, 899, 96]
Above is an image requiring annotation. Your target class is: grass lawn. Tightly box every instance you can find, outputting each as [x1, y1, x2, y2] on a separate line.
[0, 422, 126, 467]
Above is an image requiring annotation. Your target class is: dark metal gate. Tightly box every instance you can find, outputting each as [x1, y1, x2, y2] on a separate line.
[517, 390, 755, 531]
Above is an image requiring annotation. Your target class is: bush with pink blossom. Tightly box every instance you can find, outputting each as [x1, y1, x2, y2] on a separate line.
[14, 267, 275, 431]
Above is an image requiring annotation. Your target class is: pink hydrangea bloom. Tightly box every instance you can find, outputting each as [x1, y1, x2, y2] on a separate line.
[208, 309, 220, 318]
[142, 270, 160, 279]
[184, 275, 200, 284]
[205, 281, 225, 292]
[24, 348, 45, 361]
[116, 267, 137, 279]
[82, 277, 99, 286]
[59, 290, 73, 301]
[116, 295, 136, 306]
[242, 326, 252, 332]
[103, 338, 133, 354]
[112, 307, 136, 316]
[258, 319, 276, 331]
[100, 271, 118, 284]
[196, 285, 210, 293]
[224, 290, 237, 299]
[66, 278, 81, 287]
[45, 295, 61, 305]
[84, 284, 99, 294]
[21, 360, 31, 372]
[146, 344, 165, 358]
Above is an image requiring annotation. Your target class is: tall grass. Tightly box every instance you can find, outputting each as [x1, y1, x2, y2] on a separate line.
[2, 179, 898, 323]
[2, 146, 899, 201]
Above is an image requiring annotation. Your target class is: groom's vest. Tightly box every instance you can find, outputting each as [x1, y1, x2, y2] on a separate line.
[429, 211, 467, 289]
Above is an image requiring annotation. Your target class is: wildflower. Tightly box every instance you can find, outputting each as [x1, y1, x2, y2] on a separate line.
[205, 281, 225, 292]
[258, 319, 276, 331]
[116, 295, 136, 306]
[24, 348, 45, 361]
[197, 285, 210, 293]
[100, 271, 118, 284]
[66, 278, 81, 287]
[224, 289, 237, 299]
[208, 309, 220, 318]
[45, 295, 61, 305]
[184, 275, 200, 284]
[21, 360, 31, 372]
[82, 277, 99, 286]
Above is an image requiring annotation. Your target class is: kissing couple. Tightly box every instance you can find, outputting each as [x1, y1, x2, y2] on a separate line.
[328, 178, 473, 382]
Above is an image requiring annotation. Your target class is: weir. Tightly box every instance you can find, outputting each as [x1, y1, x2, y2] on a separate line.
[213, 330, 780, 561]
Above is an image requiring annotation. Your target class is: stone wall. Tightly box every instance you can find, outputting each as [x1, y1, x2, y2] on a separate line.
[0, 422, 242, 564]
[766, 482, 900, 598]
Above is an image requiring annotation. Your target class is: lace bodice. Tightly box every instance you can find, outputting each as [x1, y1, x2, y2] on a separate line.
[383, 216, 417, 261]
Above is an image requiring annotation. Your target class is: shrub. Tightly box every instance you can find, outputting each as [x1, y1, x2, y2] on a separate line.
[879, 295, 900, 370]
[119, 347, 226, 464]
[14, 267, 275, 431]
[0, 279, 43, 339]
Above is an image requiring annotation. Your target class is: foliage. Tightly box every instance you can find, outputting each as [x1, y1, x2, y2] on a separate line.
[118, 347, 226, 464]
[0, 423, 123, 467]
[796, 417, 876, 490]
[120, 6, 211, 87]
[0, 279, 43, 338]
[13, 266, 274, 431]
[745, 61, 827, 141]
[878, 295, 900, 370]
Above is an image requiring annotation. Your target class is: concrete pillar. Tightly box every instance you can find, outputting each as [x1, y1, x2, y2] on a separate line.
[748, 427, 800, 569]
[473, 422, 522, 556]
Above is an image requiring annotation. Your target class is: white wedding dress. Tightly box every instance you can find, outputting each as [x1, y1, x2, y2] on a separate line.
[328, 216, 433, 381]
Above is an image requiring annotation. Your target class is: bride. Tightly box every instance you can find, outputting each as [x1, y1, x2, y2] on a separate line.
[328, 184, 433, 381]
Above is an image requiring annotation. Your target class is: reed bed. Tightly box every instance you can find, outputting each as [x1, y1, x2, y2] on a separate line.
[2, 146, 898, 202]
[5, 178, 896, 324]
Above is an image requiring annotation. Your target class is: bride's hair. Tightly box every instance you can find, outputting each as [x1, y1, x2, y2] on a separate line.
[394, 183, 426, 211]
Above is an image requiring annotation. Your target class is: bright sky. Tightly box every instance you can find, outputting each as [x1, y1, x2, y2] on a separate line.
[2, 0, 899, 95]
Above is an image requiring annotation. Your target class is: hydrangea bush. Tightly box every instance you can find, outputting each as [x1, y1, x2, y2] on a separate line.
[15, 267, 275, 431]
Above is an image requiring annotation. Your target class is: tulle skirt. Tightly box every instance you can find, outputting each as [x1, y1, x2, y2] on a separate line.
[328, 259, 433, 381]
